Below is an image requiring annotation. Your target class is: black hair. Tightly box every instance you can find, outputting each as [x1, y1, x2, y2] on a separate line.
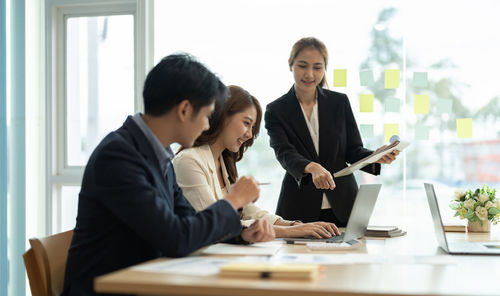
[142, 53, 228, 116]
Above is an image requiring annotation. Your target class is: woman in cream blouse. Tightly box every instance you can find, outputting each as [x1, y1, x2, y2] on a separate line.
[173, 85, 340, 238]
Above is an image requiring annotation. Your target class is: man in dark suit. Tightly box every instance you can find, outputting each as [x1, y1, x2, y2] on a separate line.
[62, 53, 274, 296]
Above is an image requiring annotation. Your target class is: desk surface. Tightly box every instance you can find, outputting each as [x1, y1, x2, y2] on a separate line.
[95, 221, 500, 296]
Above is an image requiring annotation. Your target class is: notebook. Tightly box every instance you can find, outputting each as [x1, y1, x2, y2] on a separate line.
[424, 183, 500, 255]
[283, 184, 381, 244]
[219, 262, 320, 280]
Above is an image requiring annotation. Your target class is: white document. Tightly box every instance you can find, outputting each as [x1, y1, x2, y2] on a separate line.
[201, 241, 283, 256]
[132, 257, 231, 276]
[270, 254, 455, 265]
[333, 140, 410, 178]
[131, 253, 455, 277]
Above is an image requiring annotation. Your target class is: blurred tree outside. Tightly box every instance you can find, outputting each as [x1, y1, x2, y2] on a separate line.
[359, 8, 500, 185]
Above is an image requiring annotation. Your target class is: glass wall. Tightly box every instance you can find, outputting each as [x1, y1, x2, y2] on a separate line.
[154, 0, 500, 225]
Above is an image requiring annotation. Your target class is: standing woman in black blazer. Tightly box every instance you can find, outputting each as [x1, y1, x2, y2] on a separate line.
[264, 37, 399, 227]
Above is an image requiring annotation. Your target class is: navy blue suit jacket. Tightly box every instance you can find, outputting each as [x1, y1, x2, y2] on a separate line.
[264, 86, 380, 224]
[62, 116, 242, 296]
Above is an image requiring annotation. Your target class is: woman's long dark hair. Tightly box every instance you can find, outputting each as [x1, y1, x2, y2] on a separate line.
[190, 85, 262, 184]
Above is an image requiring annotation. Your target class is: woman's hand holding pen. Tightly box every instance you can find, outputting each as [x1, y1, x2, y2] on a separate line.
[304, 162, 335, 190]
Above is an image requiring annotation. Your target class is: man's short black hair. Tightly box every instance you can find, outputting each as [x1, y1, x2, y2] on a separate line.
[143, 53, 228, 116]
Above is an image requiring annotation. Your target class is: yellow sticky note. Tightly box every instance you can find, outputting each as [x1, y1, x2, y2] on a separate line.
[414, 95, 429, 114]
[384, 69, 400, 89]
[334, 69, 347, 87]
[359, 94, 374, 112]
[384, 124, 399, 142]
[456, 118, 472, 138]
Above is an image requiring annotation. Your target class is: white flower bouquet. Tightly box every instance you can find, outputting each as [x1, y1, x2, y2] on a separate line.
[449, 185, 500, 227]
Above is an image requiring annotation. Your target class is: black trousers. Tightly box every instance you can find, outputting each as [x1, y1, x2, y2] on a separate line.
[319, 209, 347, 227]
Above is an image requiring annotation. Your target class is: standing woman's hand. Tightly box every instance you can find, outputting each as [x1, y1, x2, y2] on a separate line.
[374, 145, 400, 164]
[304, 162, 335, 190]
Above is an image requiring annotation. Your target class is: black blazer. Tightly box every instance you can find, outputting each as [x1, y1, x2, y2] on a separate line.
[264, 86, 380, 224]
[62, 116, 242, 296]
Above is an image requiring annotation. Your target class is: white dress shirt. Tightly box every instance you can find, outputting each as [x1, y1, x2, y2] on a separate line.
[299, 101, 332, 209]
[173, 144, 281, 227]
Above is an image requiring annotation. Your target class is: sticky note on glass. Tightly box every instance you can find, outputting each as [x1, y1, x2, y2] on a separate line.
[384, 124, 399, 142]
[360, 124, 374, 138]
[384, 69, 400, 89]
[415, 125, 430, 140]
[414, 95, 429, 114]
[456, 118, 472, 138]
[413, 72, 428, 88]
[360, 94, 374, 112]
[384, 98, 400, 112]
[359, 70, 374, 86]
[437, 98, 452, 114]
[334, 69, 347, 87]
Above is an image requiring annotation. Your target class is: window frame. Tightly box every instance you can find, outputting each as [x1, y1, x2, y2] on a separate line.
[45, 0, 153, 233]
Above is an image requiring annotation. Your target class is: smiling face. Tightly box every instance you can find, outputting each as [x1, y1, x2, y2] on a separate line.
[291, 47, 326, 94]
[220, 106, 257, 153]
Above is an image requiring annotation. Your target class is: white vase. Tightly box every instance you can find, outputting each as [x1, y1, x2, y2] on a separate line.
[467, 220, 491, 232]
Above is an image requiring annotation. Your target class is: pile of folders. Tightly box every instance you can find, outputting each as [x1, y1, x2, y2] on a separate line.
[365, 226, 406, 237]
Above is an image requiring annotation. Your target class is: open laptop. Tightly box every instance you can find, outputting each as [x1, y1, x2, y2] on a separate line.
[283, 184, 381, 244]
[424, 183, 500, 255]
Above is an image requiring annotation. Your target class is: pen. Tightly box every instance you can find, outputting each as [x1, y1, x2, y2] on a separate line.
[258, 182, 271, 186]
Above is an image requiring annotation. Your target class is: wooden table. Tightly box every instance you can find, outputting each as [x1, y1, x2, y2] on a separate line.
[95, 220, 500, 296]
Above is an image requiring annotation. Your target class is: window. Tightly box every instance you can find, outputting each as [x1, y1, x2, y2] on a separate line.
[47, 1, 152, 233]
[46, 0, 500, 235]
[66, 15, 134, 166]
[154, 0, 500, 225]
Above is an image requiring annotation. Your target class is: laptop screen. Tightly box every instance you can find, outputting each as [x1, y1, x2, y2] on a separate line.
[424, 183, 450, 252]
[343, 184, 381, 241]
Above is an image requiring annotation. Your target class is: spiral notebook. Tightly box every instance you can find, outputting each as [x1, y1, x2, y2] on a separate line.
[219, 262, 320, 280]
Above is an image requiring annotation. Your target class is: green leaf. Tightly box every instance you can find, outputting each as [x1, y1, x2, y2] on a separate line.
[454, 212, 460, 217]
[465, 209, 475, 219]
[450, 203, 462, 210]
[488, 207, 500, 215]
[479, 220, 483, 227]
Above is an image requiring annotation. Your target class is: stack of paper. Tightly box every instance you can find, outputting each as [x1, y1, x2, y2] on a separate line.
[365, 226, 406, 237]
[201, 242, 283, 256]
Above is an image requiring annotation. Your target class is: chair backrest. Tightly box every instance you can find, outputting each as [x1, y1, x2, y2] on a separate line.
[23, 229, 74, 296]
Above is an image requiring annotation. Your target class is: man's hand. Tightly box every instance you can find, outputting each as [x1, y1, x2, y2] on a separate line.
[241, 219, 275, 243]
[225, 176, 260, 209]
[304, 162, 335, 190]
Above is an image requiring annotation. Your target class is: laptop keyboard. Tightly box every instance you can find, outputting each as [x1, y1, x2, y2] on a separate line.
[326, 233, 344, 242]
[309, 232, 345, 242]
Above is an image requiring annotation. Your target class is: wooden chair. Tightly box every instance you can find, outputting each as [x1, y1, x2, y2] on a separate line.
[23, 229, 74, 296]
